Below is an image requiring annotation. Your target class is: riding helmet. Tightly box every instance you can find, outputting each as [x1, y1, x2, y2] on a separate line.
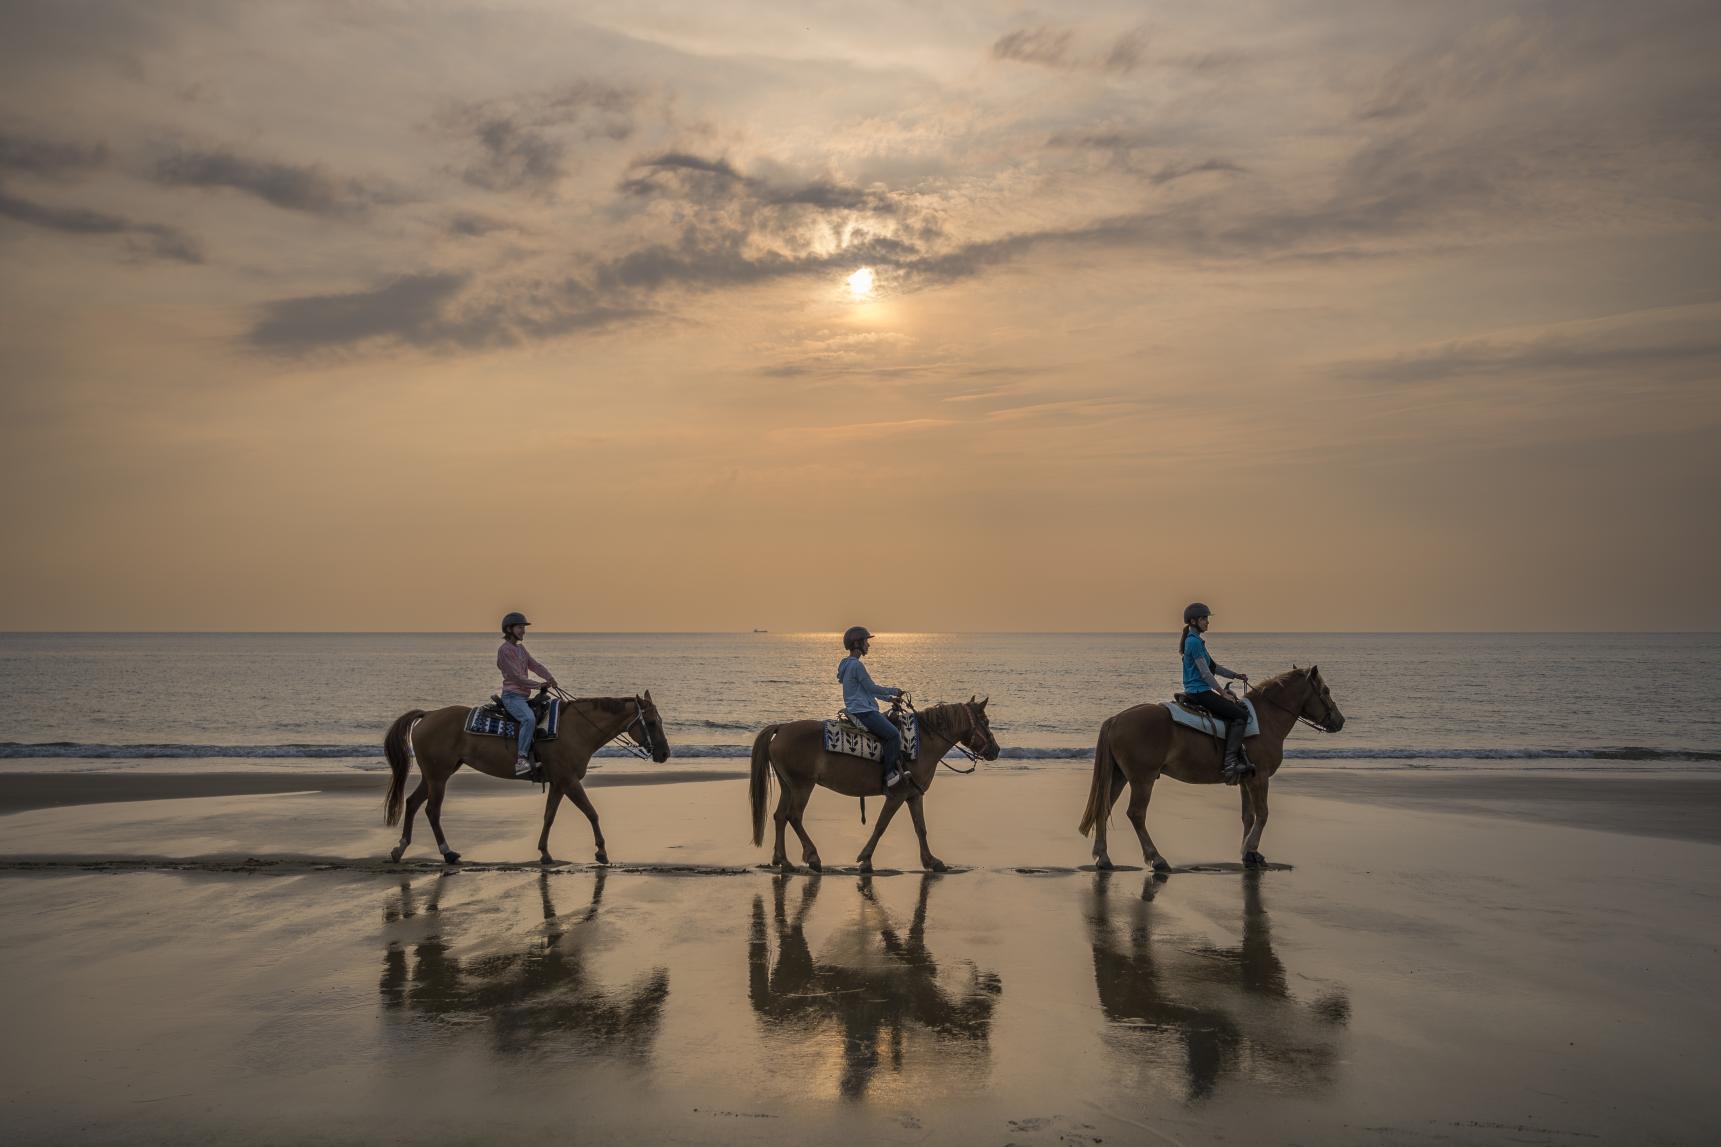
[1182, 602, 1211, 624]
[842, 625, 873, 650]
[501, 611, 531, 634]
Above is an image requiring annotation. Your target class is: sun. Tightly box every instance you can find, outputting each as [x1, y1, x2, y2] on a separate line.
[846, 267, 875, 299]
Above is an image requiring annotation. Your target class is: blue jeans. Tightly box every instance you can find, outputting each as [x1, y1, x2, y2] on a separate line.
[850, 709, 902, 775]
[501, 693, 537, 759]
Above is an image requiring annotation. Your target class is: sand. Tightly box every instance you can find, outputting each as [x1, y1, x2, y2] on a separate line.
[2, 766, 1718, 1145]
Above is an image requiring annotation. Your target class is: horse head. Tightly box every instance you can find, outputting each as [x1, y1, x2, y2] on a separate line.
[963, 695, 1001, 761]
[1297, 666, 1345, 733]
[636, 690, 672, 763]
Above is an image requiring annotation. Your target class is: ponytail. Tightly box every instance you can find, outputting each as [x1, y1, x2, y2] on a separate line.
[1176, 624, 1192, 653]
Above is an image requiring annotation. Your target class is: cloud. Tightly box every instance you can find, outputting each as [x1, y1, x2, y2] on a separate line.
[152, 147, 400, 216]
[246, 271, 651, 353]
[0, 131, 108, 177]
[445, 211, 512, 238]
[0, 186, 200, 262]
[446, 82, 640, 195]
[1337, 307, 1721, 385]
[619, 152, 896, 214]
[249, 273, 470, 351]
[992, 24, 1151, 74]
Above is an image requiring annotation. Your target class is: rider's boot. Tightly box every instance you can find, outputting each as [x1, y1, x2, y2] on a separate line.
[1221, 720, 1253, 785]
[514, 753, 535, 779]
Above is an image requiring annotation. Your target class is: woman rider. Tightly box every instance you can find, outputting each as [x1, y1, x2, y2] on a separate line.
[1179, 603, 1254, 784]
[838, 626, 909, 791]
[498, 611, 560, 777]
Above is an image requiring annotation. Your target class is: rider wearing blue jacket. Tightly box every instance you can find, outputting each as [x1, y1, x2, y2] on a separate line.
[838, 625, 908, 790]
[1179, 602, 1254, 784]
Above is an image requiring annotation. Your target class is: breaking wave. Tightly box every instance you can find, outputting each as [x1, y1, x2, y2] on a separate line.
[2, 742, 1719, 764]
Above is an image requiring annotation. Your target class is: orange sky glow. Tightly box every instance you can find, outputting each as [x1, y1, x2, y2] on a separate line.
[1, 2, 1718, 631]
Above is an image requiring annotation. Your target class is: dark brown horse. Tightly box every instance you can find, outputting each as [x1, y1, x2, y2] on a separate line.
[749, 699, 1000, 873]
[382, 691, 669, 865]
[1079, 666, 1345, 870]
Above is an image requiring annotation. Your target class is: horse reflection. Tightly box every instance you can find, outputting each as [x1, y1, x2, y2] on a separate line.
[748, 874, 1002, 1100]
[380, 870, 669, 1058]
[1088, 871, 1349, 1101]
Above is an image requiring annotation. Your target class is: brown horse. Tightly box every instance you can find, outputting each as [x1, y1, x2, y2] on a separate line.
[749, 699, 1000, 873]
[1079, 666, 1345, 870]
[382, 691, 669, 865]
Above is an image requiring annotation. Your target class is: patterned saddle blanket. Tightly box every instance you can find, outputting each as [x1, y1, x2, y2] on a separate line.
[465, 697, 561, 742]
[823, 713, 919, 764]
[1163, 696, 1260, 740]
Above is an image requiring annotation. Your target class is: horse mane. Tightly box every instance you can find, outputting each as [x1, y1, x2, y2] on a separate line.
[917, 701, 967, 738]
[573, 696, 633, 714]
[1250, 667, 1310, 694]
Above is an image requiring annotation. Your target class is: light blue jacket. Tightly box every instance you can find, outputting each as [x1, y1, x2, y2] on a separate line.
[838, 655, 898, 715]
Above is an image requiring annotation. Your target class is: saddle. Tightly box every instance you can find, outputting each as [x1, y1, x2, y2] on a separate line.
[1164, 695, 1260, 740]
[466, 693, 561, 743]
[825, 709, 920, 764]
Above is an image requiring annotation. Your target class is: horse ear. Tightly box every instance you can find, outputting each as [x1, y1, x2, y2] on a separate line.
[1292, 663, 1299, 671]
[979, 695, 989, 710]
[970, 694, 976, 703]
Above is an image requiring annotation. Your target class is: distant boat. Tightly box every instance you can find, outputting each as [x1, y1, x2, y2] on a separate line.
[752, 628, 768, 633]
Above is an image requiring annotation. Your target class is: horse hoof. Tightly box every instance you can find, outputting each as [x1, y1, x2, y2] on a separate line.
[595, 851, 609, 866]
[857, 861, 873, 874]
[806, 859, 822, 873]
[441, 852, 462, 865]
[540, 854, 556, 866]
[389, 848, 404, 864]
[1094, 856, 1114, 871]
[1152, 858, 1172, 874]
[927, 860, 949, 873]
[1243, 851, 1265, 868]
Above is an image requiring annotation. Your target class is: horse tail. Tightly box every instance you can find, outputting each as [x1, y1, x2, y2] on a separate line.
[383, 709, 425, 827]
[1079, 717, 1118, 837]
[750, 724, 781, 847]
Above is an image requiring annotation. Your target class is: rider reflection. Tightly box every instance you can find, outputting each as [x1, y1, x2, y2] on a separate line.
[1087, 871, 1349, 1101]
[379, 870, 669, 1058]
[747, 873, 1003, 1100]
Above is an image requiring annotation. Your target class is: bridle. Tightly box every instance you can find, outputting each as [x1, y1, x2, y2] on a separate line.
[902, 697, 993, 773]
[552, 688, 661, 761]
[1244, 671, 1340, 733]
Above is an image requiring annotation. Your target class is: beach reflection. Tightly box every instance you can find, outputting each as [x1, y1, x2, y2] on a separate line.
[1087, 871, 1350, 1101]
[748, 873, 1003, 1100]
[379, 870, 669, 1058]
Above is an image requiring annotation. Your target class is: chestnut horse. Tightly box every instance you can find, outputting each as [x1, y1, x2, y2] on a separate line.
[749, 698, 1000, 873]
[1079, 666, 1345, 870]
[382, 691, 669, 865]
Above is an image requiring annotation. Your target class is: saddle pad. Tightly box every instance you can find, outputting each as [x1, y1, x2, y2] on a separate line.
[464, 698, 561, 741]
[823, 715, 919, 763]
[1163, 697, 1259, 740]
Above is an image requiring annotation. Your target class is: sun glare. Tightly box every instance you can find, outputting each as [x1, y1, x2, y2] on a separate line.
[846, 267, 875, 298]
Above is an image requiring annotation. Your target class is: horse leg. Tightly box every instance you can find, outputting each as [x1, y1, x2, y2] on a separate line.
[1092, 763, 1127, 870]
[784, 783, 821, 872]
[1240, 785, 1256, 853]
[566, 781, 609, 865]
[425, 777, 460, 864]
[1126, 772, 1171, 873]
[856, 795, 906, 873]
[906, 796, 947, 872]
[537, 781, 567, 864]
[770, 780, 796, 869]
[1242, 778, 1269, 866]
[390, 780, 430, 862]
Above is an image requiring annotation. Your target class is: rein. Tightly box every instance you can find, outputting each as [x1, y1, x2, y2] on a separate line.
[552, 689, 658, 761]
[1243, 673, 1336, 733]
[898, 696, 986, 773]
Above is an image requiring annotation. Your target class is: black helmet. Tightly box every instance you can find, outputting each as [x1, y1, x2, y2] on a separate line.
[501, 611, 531, 634]
[842, 625, 873, 650]
[1182, 602, 1211, 624]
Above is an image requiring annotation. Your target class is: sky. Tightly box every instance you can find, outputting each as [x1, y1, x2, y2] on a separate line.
[1, 0, 1718, 632]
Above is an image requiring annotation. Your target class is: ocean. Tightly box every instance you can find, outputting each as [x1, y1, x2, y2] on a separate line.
[1, 632, 1717, 773]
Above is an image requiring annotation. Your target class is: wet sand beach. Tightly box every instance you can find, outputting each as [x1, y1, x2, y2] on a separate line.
[2, 768, 1719, 1145]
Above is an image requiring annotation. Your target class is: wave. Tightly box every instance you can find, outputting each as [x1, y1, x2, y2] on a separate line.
[2, 741, 1719, 763]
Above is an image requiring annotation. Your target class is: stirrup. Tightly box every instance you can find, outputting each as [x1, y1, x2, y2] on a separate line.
[1222, 758, 1254, 785]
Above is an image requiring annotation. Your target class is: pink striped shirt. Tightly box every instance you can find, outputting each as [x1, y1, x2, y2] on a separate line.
[498, 641, 554, 696]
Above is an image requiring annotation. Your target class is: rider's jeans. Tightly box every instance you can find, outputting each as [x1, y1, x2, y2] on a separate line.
[501, 693, 537, 758]
[850, 709, 902, 774]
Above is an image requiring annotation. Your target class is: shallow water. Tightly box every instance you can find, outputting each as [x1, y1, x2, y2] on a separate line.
[2, 631, 1718, 768]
